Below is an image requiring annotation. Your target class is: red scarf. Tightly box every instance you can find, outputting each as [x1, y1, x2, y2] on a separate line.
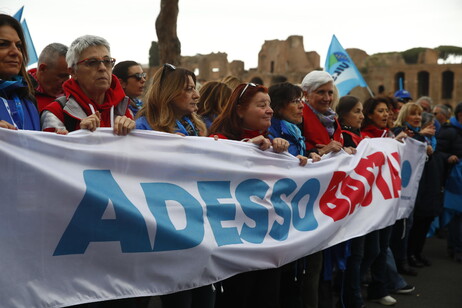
[361, 124, 389, 138]
[62, 75, 130, 126]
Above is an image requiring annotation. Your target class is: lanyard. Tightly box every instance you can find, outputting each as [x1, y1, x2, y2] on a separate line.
[1, 96, 24, 129]
[175, 117, 198, 136]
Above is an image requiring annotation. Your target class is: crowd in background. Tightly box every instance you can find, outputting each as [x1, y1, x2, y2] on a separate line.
[2, 13, 462, 308]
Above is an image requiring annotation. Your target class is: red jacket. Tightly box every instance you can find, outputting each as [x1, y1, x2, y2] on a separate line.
[28, 68, 59, 113]
[44, 76, 132, 132]
[301, 104, 343, 150]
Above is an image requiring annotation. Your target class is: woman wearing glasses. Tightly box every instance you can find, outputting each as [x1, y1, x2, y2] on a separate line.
[113, 60, 146, 117]
[0, 14, 40, 131]
[41, 35, 135, 135]
[136, 63, 206, 137]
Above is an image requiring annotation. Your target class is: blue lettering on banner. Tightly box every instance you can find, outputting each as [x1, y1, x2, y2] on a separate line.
[141, 183, 204, 251]
[269, 178, 296, 241]
[291, 179, 320, 231]
[53, 170, 151, 256]
[235, 179, 270, 244]
[401, 160, 412, 188]
[55, 170, 321, 255]
[198, 181, 242, 246]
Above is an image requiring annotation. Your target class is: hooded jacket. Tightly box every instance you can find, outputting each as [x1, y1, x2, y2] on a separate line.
[42, 76, 131, 132]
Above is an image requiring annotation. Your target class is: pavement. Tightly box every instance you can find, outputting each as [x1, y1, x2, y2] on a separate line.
[147, 235, 462, 308]
[366, 235, 462, 308]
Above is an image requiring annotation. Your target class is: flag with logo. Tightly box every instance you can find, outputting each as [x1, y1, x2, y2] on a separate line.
[325, 35, 369, 96]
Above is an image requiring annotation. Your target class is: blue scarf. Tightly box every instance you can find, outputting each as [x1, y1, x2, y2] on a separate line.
[450, 116, 462, 130]
[405, 122, 437, 150]
[281, 119, 306, 156]
[0, 76, 39, 130]
[175, 116, 198, 136]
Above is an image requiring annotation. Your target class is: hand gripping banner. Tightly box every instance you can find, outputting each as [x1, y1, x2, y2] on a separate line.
[0, 128, 425, 307]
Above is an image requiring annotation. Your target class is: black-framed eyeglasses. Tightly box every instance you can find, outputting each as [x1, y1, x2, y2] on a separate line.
[127, 72, 147, 81]
[238, 83, 257, 100]
[76, 57, 116, 68]
[160, 63, 176, 85]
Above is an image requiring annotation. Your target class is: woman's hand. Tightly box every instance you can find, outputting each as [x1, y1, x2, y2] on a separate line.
[309, 152, 321, 162]
[0, 120, 17, 130]
[343, 146, 357, 155]
[272, 137, 289, 153]
[448, 155, 459, 164]
[246, 135, 271, 151]
[426, 145, 434, 156]
[316, 140, 342, 155]
[394, 131, 407, 143]
[114, 116, 136, 135]
[420, 125, 436, 137]
[80, 111, 101, 132]
[296, 155, 308, 166]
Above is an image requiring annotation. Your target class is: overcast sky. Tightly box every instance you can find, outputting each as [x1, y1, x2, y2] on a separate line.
[2, 0, 461, 70]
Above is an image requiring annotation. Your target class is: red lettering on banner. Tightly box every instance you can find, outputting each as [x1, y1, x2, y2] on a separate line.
[319, 151, 401, 221]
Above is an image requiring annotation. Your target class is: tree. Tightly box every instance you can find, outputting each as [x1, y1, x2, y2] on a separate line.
[155, 0, 181, 66]
[149, 41, 160, 67]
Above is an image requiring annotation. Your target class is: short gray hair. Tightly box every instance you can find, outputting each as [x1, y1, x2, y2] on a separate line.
[301, 70, 334, 94]
[416, 96, 434, 109]
[66, 35, 111, 68]
[434, 104, 451, 118]
[38, 43, 68, 66]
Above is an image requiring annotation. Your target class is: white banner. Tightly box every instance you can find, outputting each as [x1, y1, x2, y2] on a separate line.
[0, 128, 426, 308]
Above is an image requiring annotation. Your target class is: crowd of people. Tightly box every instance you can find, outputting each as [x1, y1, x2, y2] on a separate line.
[1, 12, 461, 308]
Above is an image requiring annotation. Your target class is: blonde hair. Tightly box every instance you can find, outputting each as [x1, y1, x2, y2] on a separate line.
[138, 65, 206, 135]
[393, 102, 423, 127]
[221, 75, 242, 91]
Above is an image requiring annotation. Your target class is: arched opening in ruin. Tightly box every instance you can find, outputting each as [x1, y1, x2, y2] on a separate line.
[442, 70, 454, 99]
[270, 61, 275, 73]
[417, 71, 430, 97]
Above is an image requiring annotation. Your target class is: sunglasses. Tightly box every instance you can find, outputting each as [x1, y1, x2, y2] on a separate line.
[76, 57, 116, 68]
[127, 72, 147, 81]
[238, 83, 257, 100]
[160, 63, 176, 85]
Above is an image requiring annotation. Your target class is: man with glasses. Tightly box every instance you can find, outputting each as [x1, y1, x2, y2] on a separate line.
[41, 35, 134, 135]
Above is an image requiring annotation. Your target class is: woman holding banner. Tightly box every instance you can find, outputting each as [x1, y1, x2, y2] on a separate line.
[0, 14, 40, 131]
[209, 82, 290, 308]
[41, 35, 135, 135]
[393, 104, 443, 270]
[360, 97, 408, 306]
[336, 95, 366, 308]
[136, 63, 206, 137]
[136, 63, 213, 308]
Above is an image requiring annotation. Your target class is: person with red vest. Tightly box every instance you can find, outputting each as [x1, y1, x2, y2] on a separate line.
[41, 35, 134, 135]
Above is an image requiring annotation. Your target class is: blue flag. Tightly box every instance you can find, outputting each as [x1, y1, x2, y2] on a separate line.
[325, 35, 369, 96]
[13, 6, 38, 67]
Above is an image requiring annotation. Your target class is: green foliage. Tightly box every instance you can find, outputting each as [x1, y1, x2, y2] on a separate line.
[401, 48, 427, 64]
[149, 41, 160, 67]
[435, 45, 462, 60]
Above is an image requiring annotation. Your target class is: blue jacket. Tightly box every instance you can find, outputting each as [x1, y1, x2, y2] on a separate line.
[269, 117, 305, 156]
[0, 77, 40, 130]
